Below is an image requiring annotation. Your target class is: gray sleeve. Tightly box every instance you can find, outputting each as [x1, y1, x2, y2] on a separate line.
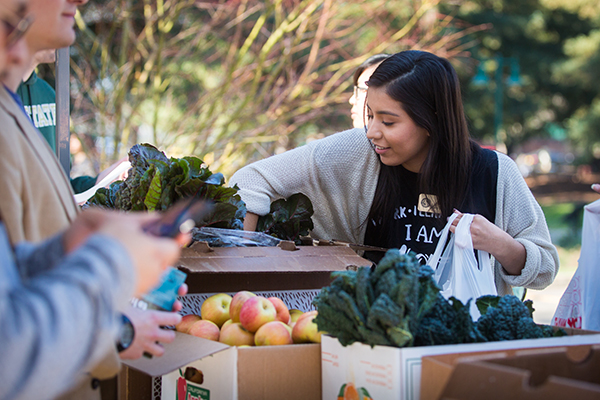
[13, 233, 66, 277]
[0, 232, 136, 400]
[229, 135, 324, 217]
[494, 153, 559, 293]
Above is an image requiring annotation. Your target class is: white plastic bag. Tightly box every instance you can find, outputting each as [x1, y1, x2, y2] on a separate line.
[552, 199, 600, 331]
[428, 213, 497, 319]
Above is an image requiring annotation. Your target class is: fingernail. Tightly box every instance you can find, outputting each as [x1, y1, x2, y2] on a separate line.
[592, 184, 600, 191]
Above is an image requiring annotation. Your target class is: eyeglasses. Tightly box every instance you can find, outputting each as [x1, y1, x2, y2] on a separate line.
[0, 5, 32, 48]
[353, 85, 368, 97]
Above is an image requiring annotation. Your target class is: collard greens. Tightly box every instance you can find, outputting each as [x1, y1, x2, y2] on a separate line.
[87, 143, 246, 230]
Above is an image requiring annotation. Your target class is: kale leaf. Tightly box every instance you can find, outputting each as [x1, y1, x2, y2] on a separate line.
[87, 143, 245, 230]
[256, 193, 314, 244]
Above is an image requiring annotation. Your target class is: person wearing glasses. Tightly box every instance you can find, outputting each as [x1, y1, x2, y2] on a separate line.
[0, 2, 190, 400]
[349, 54, 390, 129]
[231, 51, 558, 297]
[0, 0, 190, 399]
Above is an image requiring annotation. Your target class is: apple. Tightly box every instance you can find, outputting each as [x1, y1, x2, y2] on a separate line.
[292, 311, 322, 343]
[296, 310, 317, 323]
[175, 314, 201, 333]
[188, 320, 220, 341]
[239, 296, 277, 332]
[254, 321, 293, 346]
[200, 293, 232, 328]
[289, 309, 304, 324]
[268, 297, 290, 324]
[229, 291, 256, 322]
[219, 322, 255, 346]
[221, 319, 233, 332]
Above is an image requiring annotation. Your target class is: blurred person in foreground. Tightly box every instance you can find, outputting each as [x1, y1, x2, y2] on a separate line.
[1, 210, 188, 400]
[0, 2, 189, 399]
[349, 54, 390, 129]
[0, 0, 188, 399]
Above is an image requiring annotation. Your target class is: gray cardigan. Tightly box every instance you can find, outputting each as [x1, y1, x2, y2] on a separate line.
[0, 225, 135, 400]
[230, 128, 559, 295]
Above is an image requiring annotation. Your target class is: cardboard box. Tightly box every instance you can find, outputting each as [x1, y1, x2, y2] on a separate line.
[321, 329, 600, 400]
[123, 332, 321, 400]
[420, 328, 600, 400]
[177, 241, 372, 294]
[119, 242, 371, 400]
[437, 344, 600, 399]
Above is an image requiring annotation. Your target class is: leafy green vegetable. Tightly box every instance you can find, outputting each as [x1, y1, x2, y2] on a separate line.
[476, 295, 562, 341]
[256, 193, 314, 244]
[315, 250, 566, 348]
[86, 143, 245, 230]
[313, 250, 439, 347]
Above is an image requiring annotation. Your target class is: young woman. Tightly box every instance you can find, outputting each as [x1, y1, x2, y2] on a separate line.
[230, 50, 558, 295]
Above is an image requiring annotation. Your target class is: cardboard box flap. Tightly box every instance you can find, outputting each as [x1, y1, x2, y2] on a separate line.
[122, 332, 229, 377]
[440, 345, 600, 399]
[178, 244, 372, 273]
[420, 329, 600, 400]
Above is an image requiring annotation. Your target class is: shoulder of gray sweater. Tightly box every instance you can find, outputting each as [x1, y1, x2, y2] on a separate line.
[312, 128, 377, 164]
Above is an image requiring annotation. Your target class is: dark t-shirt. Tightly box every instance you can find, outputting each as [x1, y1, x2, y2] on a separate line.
[364, 144, 498, 264]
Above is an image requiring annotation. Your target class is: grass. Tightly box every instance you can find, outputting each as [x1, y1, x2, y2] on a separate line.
[540, 202, 584, 249]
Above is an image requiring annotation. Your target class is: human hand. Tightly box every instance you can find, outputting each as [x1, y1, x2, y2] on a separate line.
[449, 210, 505, 252]
[449, 210, 526, 275]
[592, 184, 600, 194]
[62, 208, 118, 253]
[63, 209, 190, 296]
[119, 306, 182, 360]
[172, 283, 188, 313]
[97, 213, 190, 296]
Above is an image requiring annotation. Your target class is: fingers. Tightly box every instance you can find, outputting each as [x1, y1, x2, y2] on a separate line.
[174, 232, 192, 247]
[448, 209, 463, 233]
[592, 184, 600, 194]
[144, 342, 166, 358]
[177, 283, 189, 297]
[151, 310, 183, 327]
[172, 301, 183, 312]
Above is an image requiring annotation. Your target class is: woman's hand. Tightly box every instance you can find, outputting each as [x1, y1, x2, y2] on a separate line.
[63, 209, 191, 296]
[449, 210, 526, 275]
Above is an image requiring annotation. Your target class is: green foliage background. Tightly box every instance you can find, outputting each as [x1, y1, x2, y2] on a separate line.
[63, 0, 600, 178]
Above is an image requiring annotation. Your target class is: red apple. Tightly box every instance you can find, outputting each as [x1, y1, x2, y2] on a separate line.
[201, 293, 232, 328]
[296, 310, 317, 323]
[188, 320, 220, 341]
[292, 311, 322, 343]
[229, 291, 256, 322]
[175, 314, 201, 333]
[268, 297, 290, 324]
[239, 296, 277, 333]
[255, 321, 293, 346]
[219, 322, 255, 346]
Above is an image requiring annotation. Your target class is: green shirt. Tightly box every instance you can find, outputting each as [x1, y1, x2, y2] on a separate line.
[17, 72, 97, 194]
[17, 72, 57, 153]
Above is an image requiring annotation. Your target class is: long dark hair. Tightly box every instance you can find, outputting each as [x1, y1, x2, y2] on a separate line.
[366, 50, 472, 227]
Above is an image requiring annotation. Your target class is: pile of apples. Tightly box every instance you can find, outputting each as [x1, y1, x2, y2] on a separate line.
[176, 291, 322, 346]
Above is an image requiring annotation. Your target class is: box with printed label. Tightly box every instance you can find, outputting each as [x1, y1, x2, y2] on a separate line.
[118, 241, 372, 400]
[123, 332, 321, 400]
[321, 329, 600, 400]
